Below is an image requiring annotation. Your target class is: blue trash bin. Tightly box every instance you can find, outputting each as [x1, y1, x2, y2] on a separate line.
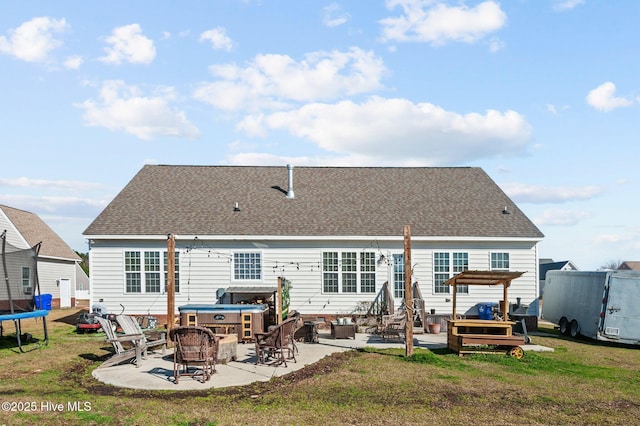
[34, 294, 53, 310]
[477, 303, 495, 320]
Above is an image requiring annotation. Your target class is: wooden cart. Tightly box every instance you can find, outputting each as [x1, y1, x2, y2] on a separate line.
[445, 271, 526, 358]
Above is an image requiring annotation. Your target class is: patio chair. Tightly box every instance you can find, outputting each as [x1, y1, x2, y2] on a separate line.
[96, 316, 144, 368]
[169, 326, 219, 384]
[116, 315, 166, 358]
[380, 312, 407, 342]
[254, 316, 299, 367]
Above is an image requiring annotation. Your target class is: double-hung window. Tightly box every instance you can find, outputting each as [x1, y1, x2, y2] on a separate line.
[393, 254, 404, 299]
[434, 252, 469, 294]
[322, 251, 376, 294]
[491, 252, 510, 271]
[233, 252, 262, 280]
[360, 252, 376, 293]
[124, 250, 180, 294]
[22, 267, 32, 294]
[322, 252, 339, 293]
[125, 251, 142, 293]
[145, 252, 161, 293]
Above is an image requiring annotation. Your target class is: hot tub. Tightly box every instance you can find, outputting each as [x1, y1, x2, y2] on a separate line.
[178, 304, 268, 342]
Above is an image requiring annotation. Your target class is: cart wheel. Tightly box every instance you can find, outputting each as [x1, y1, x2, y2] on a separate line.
[559, 317, 569, 336]
[508, 346, 524, 359]
[569, 320, 580, 338]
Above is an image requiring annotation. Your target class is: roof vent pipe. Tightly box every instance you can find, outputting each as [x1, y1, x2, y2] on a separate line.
[286, 164, 295, 199]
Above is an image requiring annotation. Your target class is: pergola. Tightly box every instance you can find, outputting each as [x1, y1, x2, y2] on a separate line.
[445, 270, 525, 321]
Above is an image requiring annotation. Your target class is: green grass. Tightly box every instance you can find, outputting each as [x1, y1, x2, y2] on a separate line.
[1, 309, 639, 425]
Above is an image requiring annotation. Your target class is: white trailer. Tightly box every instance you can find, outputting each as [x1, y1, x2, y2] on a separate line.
[542, 270, 640, 345]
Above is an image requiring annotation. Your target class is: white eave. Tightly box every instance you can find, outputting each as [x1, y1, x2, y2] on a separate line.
[85, 234, 543, 243]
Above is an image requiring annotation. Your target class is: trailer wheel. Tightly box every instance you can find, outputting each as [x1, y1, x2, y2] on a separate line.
[569, 320, 580, 338]
[559, 317, 570, 335]
[509, 346, 524, 359]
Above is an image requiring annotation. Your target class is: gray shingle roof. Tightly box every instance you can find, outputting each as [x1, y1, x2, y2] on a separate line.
[83, 165, 544, 239]
[1, 205, 80, 260]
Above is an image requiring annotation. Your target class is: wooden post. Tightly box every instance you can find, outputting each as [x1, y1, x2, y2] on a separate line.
[404, 225, 413, 357]
[167, 234, 175, 331]
[277, 276, 282, 325]
[503, 282, 509, 322]
[452, 282, 457, 320]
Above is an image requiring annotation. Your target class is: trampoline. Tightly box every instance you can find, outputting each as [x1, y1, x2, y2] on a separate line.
[0, 230, 49, 352]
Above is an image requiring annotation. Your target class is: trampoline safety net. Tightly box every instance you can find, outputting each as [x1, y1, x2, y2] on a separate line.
[1, 230, 49, 352]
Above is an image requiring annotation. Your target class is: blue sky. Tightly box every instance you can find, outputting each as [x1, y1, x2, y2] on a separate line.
[1, 0, 638, 270]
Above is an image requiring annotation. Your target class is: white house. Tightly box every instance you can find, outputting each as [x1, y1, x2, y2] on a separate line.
[0, 204, 83, 310]
[83, 165, 544, 322]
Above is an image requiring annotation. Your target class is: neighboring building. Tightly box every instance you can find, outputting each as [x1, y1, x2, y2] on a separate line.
[0, 204, 82, 310]
[618, 261, 640, 271]
[84, 165, 544, 321]
[539, 259, 579, 298]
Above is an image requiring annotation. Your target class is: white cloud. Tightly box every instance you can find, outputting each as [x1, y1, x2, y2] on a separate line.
[323, 3, 351, 27]
[76, 80, 200, 140]
[237, 97, 531, 165]
[488, 36, 505, 52]
[553, 0, 585, 12]
[592, 233, 634, 244]
[546, 104, 558, 115]
[99, 24, 155, 65]
[225, 152, 321, 167]
[0, 193, 108, 217]
[0, 17, 68, 62]
[200, 27, 233, 51]
[534, 208, 593, 226]
[546, 103, 570, 116]
[193, 47, 386, 111]
[0, 177, 109, 192]
[586, 82, 634, 112]
[501, 182, 605, 203]
[63, 55, 83, 69]
[380, 0, 506, 45]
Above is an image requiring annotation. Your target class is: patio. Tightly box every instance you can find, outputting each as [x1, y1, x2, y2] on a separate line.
[92, 330, 449, 391]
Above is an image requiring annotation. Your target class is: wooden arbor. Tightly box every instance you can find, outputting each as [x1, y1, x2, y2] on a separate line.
[444, 270, 526, 358]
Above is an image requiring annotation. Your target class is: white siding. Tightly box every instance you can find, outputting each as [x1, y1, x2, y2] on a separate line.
[37, 259, 76, 300]
[90, 237, 540, 318]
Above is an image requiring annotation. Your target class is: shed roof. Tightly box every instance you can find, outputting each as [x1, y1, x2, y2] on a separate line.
[619, 261, 640, 271]
[1, 205, 80, 261]
[84, 165, 544, 239]
[445, 270, 525, 287]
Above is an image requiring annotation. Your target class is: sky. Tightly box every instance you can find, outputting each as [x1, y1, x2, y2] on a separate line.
[0, 0, 638, 271]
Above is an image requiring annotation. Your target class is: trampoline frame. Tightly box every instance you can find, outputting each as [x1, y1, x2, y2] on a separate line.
[0, 310, 49, 352]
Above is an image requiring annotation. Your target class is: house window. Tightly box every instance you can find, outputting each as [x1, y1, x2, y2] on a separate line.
[360, 252, 376, 293]
[491, 252, 510, 270]
[453, 252, 469, 294]
[323, 252, 339, 293]
[22, 267, 32, 294]
[124, 250, 179, 294]
[322, 251, 377, 294]
[145, 252, 161, 293]
[234, 252, 262, 280]
[164, 252, 180, 293]
[393, 254, 404, 299]
[342, 252, 357, 293]
[434, 252, 449, 294]
[434, 252, 469, 294]
[125, 251, 142, 293]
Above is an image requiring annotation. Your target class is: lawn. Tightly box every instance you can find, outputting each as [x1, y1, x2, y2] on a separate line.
[1, 308, 639, 425]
